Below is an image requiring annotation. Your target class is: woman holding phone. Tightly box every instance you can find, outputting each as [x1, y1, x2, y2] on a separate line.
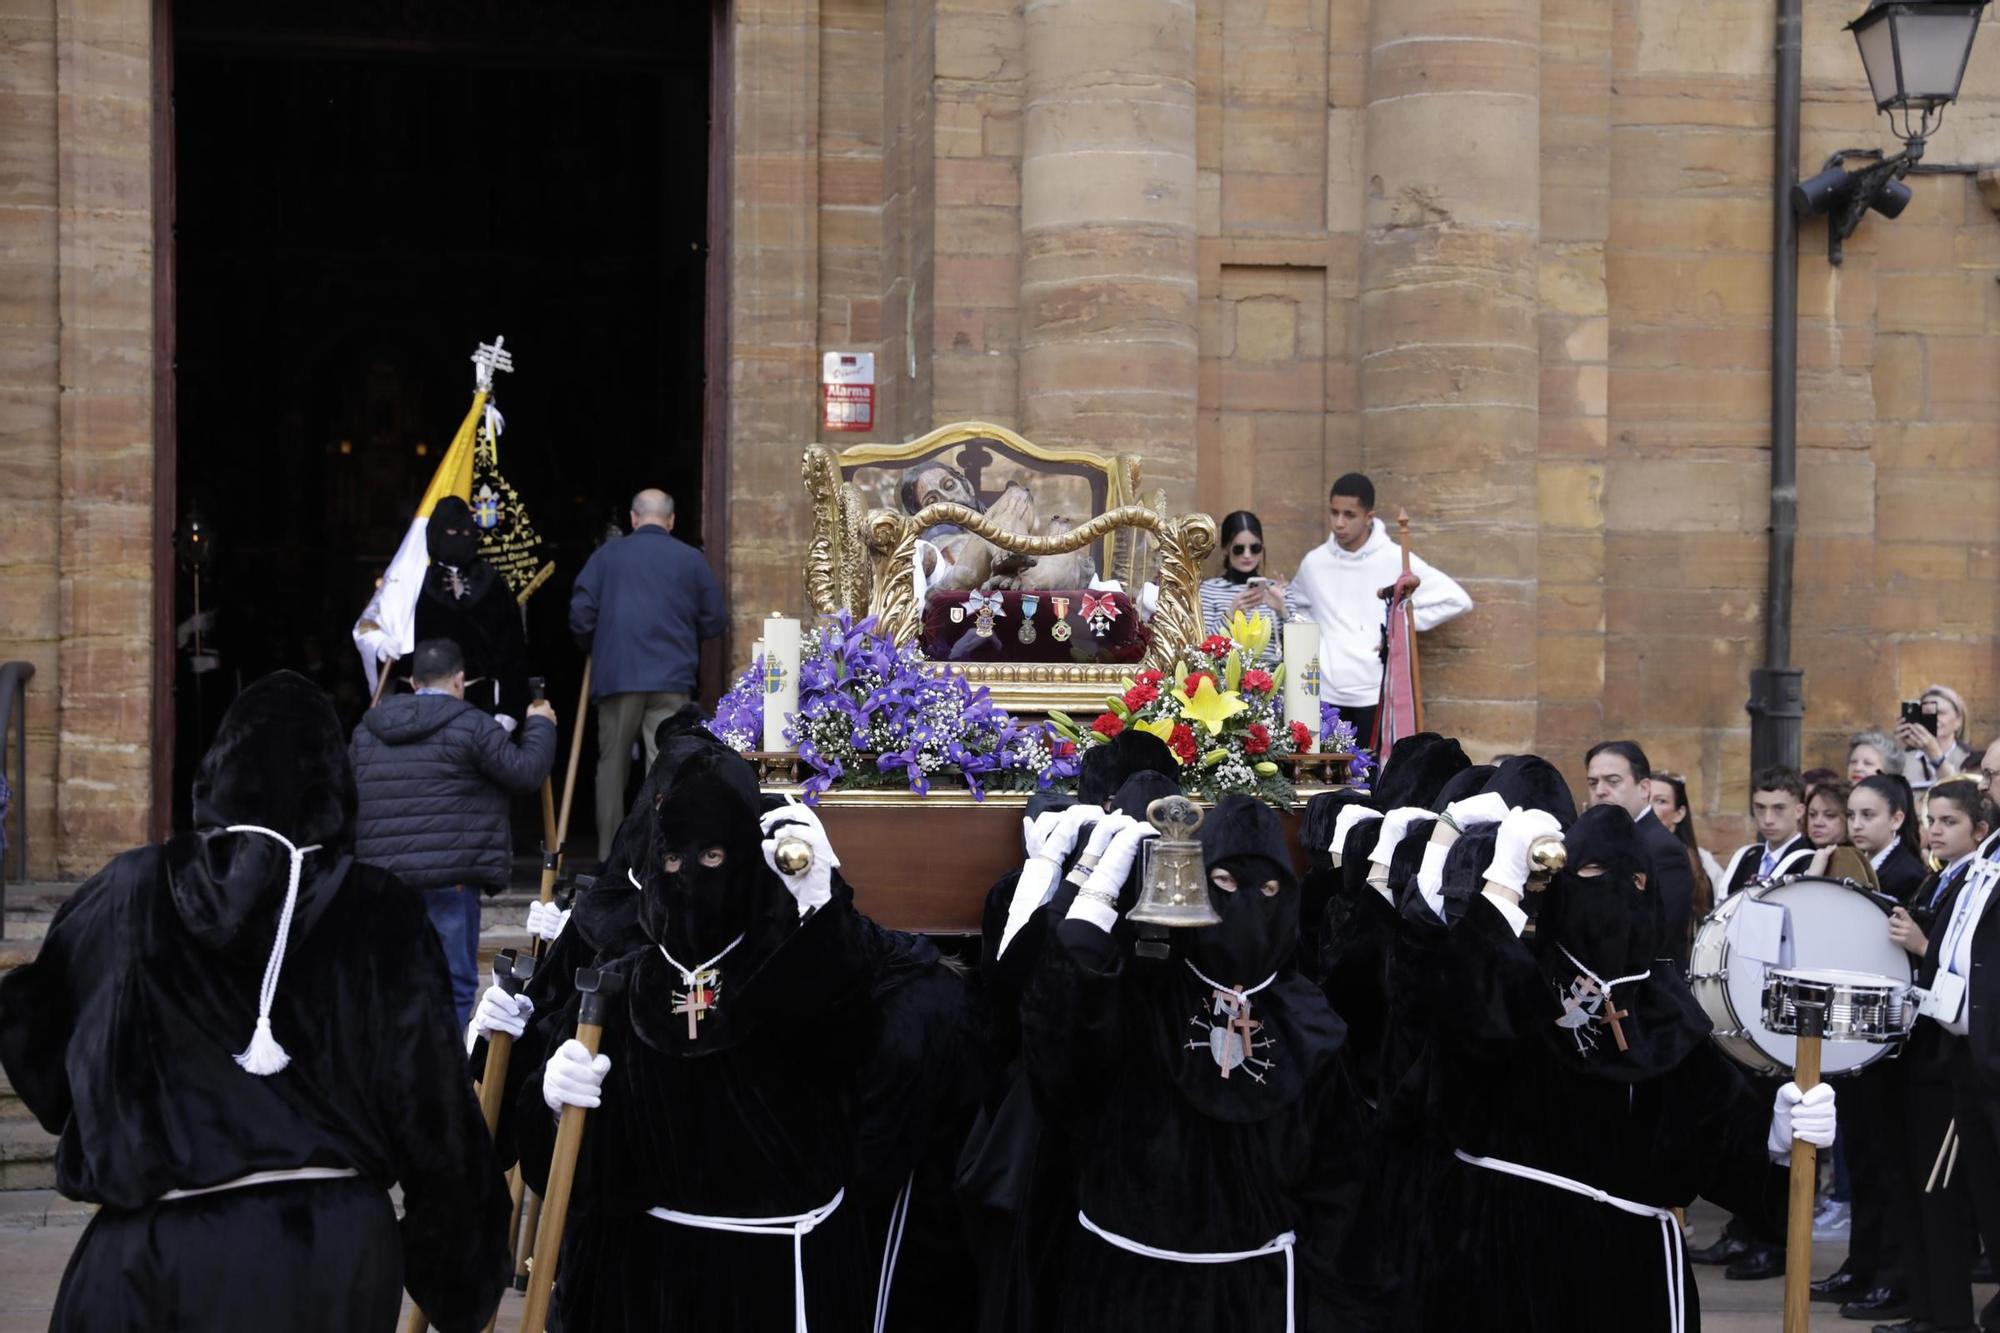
[1896, 683, 1972, 790]
[1197, 510, 1296, 666]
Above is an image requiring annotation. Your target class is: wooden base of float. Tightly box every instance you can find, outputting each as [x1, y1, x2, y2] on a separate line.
[747, 753, 1353, 934]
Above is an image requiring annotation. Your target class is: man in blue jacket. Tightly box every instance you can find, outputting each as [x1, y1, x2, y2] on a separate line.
[351, 637, 558, 1023]
[569, 488, 727, 860]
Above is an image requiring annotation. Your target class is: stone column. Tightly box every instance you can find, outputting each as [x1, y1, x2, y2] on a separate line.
[1360, 0, 1540, 752]
[1019, 0, 1198, 500]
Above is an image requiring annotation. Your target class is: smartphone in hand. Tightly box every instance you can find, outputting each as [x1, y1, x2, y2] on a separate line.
[1900, 699, 1938, 737]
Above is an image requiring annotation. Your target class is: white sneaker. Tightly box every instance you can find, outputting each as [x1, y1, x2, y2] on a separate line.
[1813, 1198, 1851, 1240]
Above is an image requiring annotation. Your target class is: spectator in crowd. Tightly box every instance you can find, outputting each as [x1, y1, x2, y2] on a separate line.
[1847, 730, 1902, 784]
[1649, 769, 1719, 927]
[1198, 510, 1296, 666]
[1896, 683, 1973, 790]
[350, 637, 557, 1024]
[1290, 473, 1471, 744]
[1718, 766, 1812, 898]
[570, 488, 727, 861]
[1979, 736, 2000, 861]
[1847, 773, 1927, 901]
[1804, 778, 1852, 851]
[1583, 740, 1698, 969]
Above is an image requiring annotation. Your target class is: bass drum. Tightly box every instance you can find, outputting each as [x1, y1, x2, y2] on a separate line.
[1688, 876, 1913, 1077]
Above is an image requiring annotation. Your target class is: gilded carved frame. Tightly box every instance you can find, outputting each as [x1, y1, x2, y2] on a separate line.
[801, 421, 1217, 715]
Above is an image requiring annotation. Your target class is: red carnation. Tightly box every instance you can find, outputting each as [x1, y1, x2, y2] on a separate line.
[1182, 672, 1216, 697]
[1168, 724, 1199, 765]
[1123, 682, 1160, 711]
[1200, 634, 1235, 656]
[1289, 720, 1313, 751]
[1091, 712, 1124, 739]
[1134, 669, 1165, 687]
[1240, 668, 1275, 695]
[1244, 723, 1271, 756]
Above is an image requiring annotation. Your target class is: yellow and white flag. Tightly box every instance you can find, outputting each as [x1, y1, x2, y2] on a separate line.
[351, 390, 486, 695]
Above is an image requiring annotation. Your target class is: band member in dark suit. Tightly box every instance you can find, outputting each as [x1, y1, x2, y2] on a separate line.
[1849, 774, 1928, 903]
[1716, 766, 1813, 899]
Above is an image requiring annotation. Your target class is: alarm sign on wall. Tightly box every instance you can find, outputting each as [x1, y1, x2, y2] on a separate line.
[822, 352, 875, 433]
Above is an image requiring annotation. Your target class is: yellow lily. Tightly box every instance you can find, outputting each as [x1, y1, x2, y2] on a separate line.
[1174, 675, 1248, 735]
[1227, 609, 1271, 662]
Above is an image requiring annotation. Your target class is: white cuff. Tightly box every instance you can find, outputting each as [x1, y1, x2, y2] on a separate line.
[1417, 841, 1449, 897]
[1481, 887, 1528, 937]
[1065, 894, 1119, 933]
[997, 859, 1062, 958]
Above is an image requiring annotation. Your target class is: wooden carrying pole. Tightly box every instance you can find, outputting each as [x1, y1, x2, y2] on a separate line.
[1395, 509, 1425, 732]
[405, 951, 534, 1333]
[517, 968, 623, 1333]
[1782, 1004, 1826, 1333]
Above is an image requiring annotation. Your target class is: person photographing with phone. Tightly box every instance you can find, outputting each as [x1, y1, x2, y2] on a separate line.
[1895, 683, 1973, 791]
[1198, 510, 1296, 667]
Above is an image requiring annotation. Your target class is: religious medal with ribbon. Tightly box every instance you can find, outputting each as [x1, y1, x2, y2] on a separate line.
[967, 590, 1006, 639]
[1018, 593, 1039, 644]
[1080, 591, 1121, 637]
[1050, 595, 1073, 642]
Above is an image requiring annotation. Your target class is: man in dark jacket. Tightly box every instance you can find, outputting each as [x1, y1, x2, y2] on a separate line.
[351, 637, 557, 1023]
[569, 488, 727, 860]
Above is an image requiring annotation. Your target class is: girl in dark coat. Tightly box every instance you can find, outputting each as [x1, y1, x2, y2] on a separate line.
[0, 672, 510, 1332]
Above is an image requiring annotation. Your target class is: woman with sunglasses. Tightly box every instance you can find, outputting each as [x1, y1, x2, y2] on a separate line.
[1198, 511, 1296, 666]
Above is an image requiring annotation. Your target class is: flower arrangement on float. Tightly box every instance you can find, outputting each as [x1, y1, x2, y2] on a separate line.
[1048, 609, 1363, 806]
[710, 611, 1081, 801]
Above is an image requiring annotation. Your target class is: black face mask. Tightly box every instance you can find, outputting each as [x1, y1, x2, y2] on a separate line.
[427, 498, 479, 568]
[1537, 804, 1659, 988]
[1184, 854, 1298, 988]
[640, 781, 763, 967]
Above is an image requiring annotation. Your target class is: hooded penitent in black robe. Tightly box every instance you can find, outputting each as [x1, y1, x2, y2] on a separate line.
[1397, 805, 1789, 1332]
[1020, 795, 1374, 1331]
[515, 752, 881, 1332]
[0, 672, 510, 1333]
[416, 496, 529, 719]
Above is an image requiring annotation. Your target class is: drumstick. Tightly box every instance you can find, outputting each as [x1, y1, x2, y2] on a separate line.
[1781, 1000, 1824, 1333]
[1925, 1119, 1957, 1194]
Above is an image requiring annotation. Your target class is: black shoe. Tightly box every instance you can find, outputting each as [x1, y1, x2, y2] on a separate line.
[1815, 1262, 1866, 1302]
[1691, 1234, 1753, 1266]
[1726, 1247, 1786, 1281]
[1841, 1288, 1911, 1320]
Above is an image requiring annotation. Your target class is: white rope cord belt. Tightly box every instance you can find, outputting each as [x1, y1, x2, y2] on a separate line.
[1454, 1150, 1686, 1333]
[1077, 1210, 1297, 1333]
[158, 1166, 360, 1203]
[872, 1172, 915, 1333]
[646, 1187, 845, 1333]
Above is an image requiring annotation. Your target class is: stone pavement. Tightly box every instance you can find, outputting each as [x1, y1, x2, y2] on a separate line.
[5, 1193, 1981, 1331]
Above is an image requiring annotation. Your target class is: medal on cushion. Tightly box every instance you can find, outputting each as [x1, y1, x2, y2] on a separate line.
[1050, 596, 1072, 642]
[1018, 593, 1039, 643]
[1080, 592, 1120, 637]
[968, 590, 1005, 639]
[949, 604, 965, 624]
[672, 968, 724, 1040]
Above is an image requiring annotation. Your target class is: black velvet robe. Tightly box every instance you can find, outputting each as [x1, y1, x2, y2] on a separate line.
[515, 899, 881, 1332]
[1398, 896, 1790, 1332]
[415, 561, 529, 718]
[1020, 919, 1374, 1331]
[0, 846, 510, 1333]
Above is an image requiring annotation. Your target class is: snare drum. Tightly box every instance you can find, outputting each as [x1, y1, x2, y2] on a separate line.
[1688, 877, 1914, 1077]
[1762, 968, 1912, 1043]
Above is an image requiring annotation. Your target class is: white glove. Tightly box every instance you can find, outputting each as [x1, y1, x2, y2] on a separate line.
[1330, 806, 1382, 865]
[496, 714, 519, 735]
[542, 1038, 610, 1112]
[464, 984, 534, 1054]
[1416, 841, 1450, 915]
[524, 899, 570, 943]
[1369, 807, 1431, 870]
[1025, 803, 1100, 865]
[760, 813, 837, 918]
[1445, 790, 1511, 831]
[1769, 1082, 1837, 1156]
[1075, 811, 1132, 867]
[759, 800, 842, 866]
[1082, 822, 1158, 902]
[1485, 807, 1563, 895]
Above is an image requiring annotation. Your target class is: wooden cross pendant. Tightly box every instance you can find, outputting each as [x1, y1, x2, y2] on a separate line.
[1222, 992, 1258, 1080]
[1599, 993, 1630, 1052]
[672, 971, 720, 1040]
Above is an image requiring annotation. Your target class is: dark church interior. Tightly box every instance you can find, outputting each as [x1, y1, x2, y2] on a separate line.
[169, 1, 715, 835]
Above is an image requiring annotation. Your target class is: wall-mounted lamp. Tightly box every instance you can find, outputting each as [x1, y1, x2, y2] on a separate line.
[1792, 0, 1987, 262]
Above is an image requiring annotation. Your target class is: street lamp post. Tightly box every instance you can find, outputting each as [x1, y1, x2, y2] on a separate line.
[1750, 0, 1987, 778]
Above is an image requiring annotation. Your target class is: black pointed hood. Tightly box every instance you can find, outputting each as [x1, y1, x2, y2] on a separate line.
[1372, 733, 1470, 812]
[1483, 754, 1578, 826]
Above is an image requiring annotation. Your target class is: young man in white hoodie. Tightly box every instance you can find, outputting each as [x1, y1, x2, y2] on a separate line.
[1288, 472, 1472, 744]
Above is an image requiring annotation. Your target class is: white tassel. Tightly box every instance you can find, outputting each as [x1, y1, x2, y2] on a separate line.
[235, 1015, 291, 1075]
[223, 824, 320, 1079]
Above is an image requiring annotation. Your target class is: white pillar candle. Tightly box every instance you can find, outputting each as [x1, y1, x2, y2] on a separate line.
[762, 616, 801, 753]
[1282, 618, 1320, 745]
